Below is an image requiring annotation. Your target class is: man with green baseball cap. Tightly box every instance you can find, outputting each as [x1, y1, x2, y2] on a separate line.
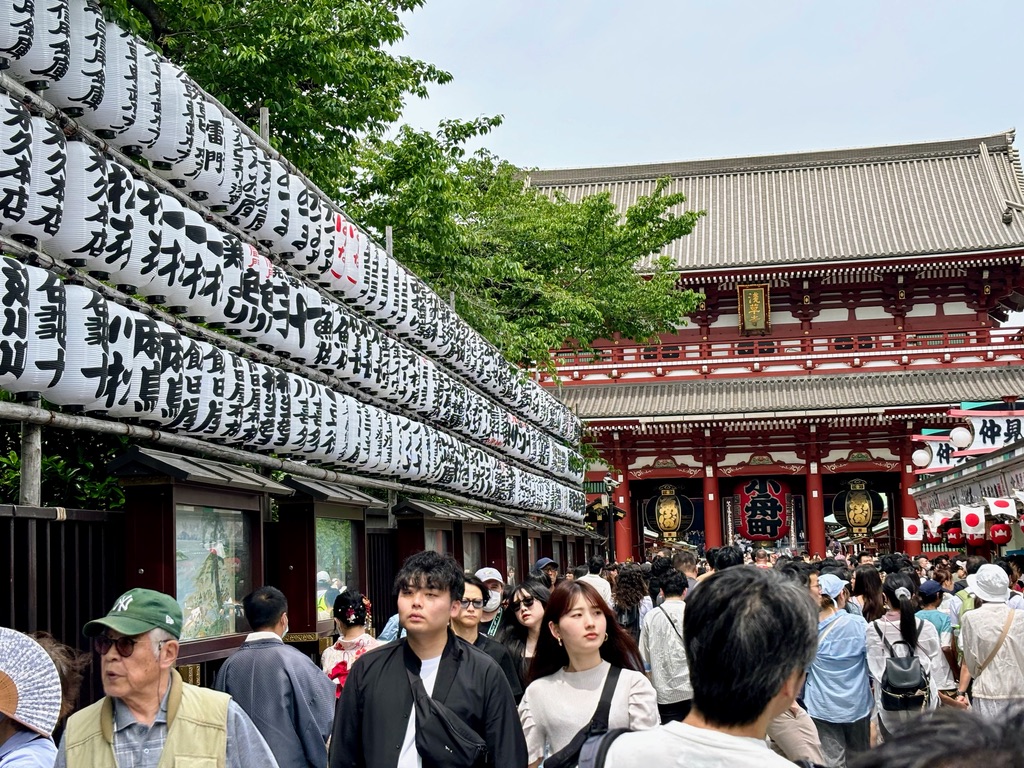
[55, 588, 279, 768]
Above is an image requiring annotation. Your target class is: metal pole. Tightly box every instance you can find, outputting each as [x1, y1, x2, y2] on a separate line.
[385, 226, 393, 256]
[18, 395, 41, 506]
[259, 106, 270, 143]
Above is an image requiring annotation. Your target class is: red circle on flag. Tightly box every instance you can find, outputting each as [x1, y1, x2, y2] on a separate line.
[994, 499, 1011, 509]
[908, 524, 919, 535]
[964, 512, 981, 527]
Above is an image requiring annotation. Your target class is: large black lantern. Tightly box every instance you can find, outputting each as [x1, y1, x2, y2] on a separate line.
[832, 478, 885, 535]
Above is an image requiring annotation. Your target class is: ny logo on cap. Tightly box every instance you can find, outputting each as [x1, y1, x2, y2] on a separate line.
[113, 594, 134, 612]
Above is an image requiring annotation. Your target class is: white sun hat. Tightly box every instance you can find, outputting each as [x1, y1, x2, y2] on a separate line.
[966, 564, 1011, 604]
[0, 627, 62, 736]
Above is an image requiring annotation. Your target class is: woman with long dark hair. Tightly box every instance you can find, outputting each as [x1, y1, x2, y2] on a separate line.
[612, 564, 652, 643]
[498, 580, 551, 689]
[851, 564, 886, 622]
[865, 571, 941, 739]
[518, 580, 658, 768]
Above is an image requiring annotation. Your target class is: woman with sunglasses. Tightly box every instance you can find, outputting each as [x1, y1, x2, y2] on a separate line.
[518, 580, 658, 768]
[498, 580, 551, 690]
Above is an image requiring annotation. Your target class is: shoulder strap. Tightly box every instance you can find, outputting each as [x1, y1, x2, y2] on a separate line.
[974, 610, 1015, 678]
[579, 728, 630, 768]
[874, 621, 896, 656]
[591, 666, 623, 732]
[658, 605, 684, 642]
[818, 616, 842, 644]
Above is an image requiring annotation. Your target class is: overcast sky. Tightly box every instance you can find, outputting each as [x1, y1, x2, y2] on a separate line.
[392, 1, 1024, 171]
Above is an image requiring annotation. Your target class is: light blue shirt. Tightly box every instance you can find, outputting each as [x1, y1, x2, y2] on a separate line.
[804, 612, 873, 724]
[0, 728, 57, 768]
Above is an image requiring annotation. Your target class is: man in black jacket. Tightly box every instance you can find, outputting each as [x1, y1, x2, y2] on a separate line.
[328, 551, 527, 768]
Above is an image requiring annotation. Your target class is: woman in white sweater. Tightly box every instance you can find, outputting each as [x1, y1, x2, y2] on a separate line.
[518, 580, 659, 768]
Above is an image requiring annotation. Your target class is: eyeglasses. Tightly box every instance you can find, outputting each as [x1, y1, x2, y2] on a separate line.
[94, 634, 142, 658]
[459, 598, 485, 609]
[512, 597, 536, 612]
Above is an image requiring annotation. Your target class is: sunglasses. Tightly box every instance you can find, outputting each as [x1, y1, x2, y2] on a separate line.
[459, 598, 485, 609]
[94, 634, 142, 658]
[512, 597, 536, 612]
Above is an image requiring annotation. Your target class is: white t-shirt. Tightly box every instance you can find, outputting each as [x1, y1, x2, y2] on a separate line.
[397, 655, 441, 768]
[604, 721, 797, 768]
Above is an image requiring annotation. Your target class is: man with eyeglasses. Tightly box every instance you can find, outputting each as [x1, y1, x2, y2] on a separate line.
[55, 587, 278, 768]
[450, 574, 523, 703]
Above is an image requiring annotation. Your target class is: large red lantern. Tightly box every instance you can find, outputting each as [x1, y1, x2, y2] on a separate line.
[990, 524, 1013, 546]
[925, 531, 943, 545]
[736, 478, 790, 541]
[946, 527, 965, 547]
[966, 533, 987, 547]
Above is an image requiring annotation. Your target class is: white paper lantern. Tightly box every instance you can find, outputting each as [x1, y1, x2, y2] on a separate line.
[148, 319, 183, 425]
[254, 159, 289, 246]
[7, 0, 69, 90]
[153, 78, 207, 189]
[0, 95, 33, 231]
[0, 258, 65, 396]
[159, 203, 211, 320]
[107, 170, 162, 296]
[203, 115, 244, 210]
[47, 139, 107, 268]
[187, 103, 226, 202]
[165, 334, 203, 434]
[113, 38, 160, 153]
[45, 0, 104, 116]
[294, 190, 331, 279]
[224, 244, 274, 340]
[221, 354, 261, 446]
[148, 62, 191, 167]
[281, 175, 311, 258]
[0, 0, 34, 66]
[6, 117, 65, 246]
[78, 22, 135, 139]
[226, 137, 270, 231]
[45, 283, 107, 406]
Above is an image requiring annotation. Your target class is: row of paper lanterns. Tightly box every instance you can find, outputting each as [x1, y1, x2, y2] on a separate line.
[0, 0, 582, 448]
[0, 96, 584, 484]
[0, 256, 586, 518]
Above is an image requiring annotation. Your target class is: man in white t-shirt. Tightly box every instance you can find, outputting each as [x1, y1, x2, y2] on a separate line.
[329, 551, 526, 768]
[604, 567, 818, 768]
[578, 555, 614, 608]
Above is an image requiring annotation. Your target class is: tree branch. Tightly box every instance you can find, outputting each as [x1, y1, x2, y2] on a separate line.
[126, 0, 168, 46]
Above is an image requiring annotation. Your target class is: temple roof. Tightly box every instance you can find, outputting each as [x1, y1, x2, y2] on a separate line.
[528, 132, 1024, 274]
[555, 367, 1024, 421]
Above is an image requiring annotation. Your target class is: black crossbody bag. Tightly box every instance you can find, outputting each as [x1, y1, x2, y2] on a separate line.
[406, 660, 488, 768]
[544, 666, 623, 768]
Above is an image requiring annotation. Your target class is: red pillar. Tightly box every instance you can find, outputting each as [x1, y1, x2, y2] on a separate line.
[806, 463, 826, 559]
[900, 457, 922, 556]
[615, 471, 633, 563]
[703, 471, 723, 549]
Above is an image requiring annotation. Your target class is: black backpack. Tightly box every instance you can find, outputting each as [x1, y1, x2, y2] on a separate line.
[874, 621, 930, 712]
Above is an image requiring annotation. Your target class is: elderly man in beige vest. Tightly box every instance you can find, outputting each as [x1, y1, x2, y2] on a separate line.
[55, 588, 279, 768]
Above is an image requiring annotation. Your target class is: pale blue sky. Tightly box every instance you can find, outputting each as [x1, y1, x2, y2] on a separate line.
[393, 1, 1024, 170]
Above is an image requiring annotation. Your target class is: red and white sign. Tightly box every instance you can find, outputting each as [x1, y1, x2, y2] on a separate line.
[959, 505, 986, 536]
[984, 497, 1018, 519]
[903, 518, 924, 541]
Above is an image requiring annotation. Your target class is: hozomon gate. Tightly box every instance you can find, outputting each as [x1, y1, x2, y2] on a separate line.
[533, 132, 1024, 560]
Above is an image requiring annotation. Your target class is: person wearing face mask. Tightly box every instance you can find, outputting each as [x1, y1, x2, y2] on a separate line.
[451, 574, 523, 702]
[215, 586, 335, 768]
[475, 567, 507, 637]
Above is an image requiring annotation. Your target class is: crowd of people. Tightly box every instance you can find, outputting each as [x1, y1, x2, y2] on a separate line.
[2, 546, 1024, 768]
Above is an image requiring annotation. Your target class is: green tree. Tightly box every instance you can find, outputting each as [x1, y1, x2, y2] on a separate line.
[346, 123, 705, 368]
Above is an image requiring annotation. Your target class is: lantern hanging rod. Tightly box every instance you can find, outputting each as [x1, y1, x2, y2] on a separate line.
[0, 235, 575, 489]
[0, 399, 582, 527]
[0, 72, 570, 453]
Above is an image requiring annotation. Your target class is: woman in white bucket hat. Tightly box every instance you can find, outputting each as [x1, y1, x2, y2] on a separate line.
[958, 564, 1024, 718]
[0, 627, 63, 767]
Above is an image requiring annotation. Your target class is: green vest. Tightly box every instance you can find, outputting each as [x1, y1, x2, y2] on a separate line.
[63, 669, 230, 768]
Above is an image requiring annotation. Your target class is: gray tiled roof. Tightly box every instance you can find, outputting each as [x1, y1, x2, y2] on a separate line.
[528, 132, 1024, 273]
[556, 367, 1024, 420]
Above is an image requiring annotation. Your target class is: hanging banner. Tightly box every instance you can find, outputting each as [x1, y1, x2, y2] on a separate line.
[736, 478, 790, 541]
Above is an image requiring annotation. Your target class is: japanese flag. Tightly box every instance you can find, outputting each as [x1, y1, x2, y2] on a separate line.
[984, 497, 1018, 519]
[903, 518, 924, 541]
[923, 511, 949, 536]
[959, 505, 987, 535]
[1014, 490, 1024, 507]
